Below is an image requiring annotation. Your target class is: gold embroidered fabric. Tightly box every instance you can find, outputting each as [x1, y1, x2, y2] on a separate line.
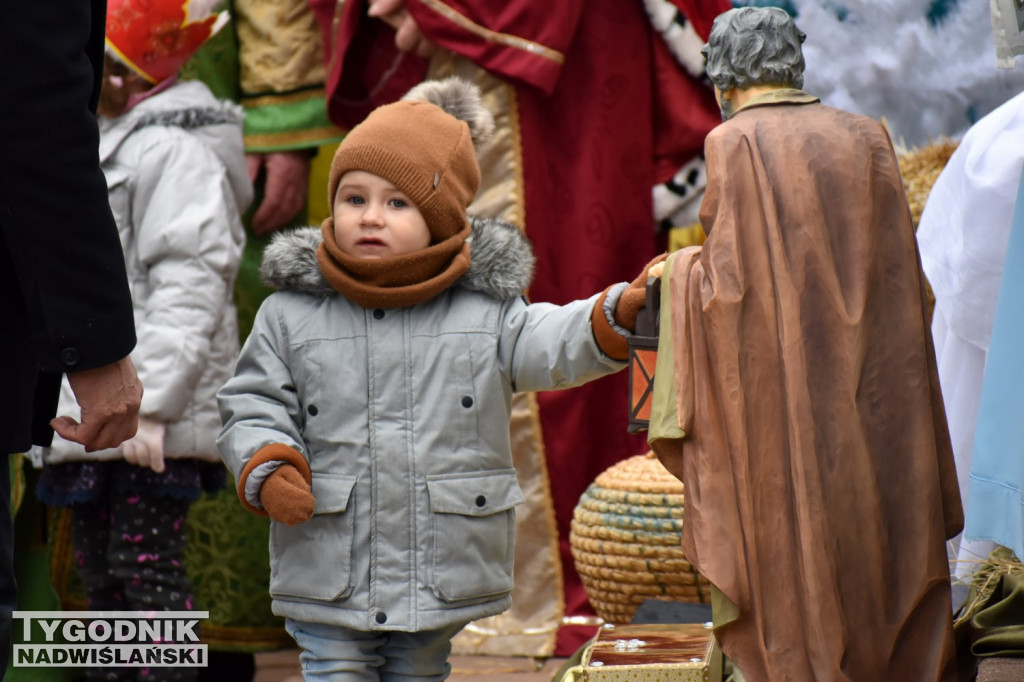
[235, 0, 327, 94]
[429, 53, 562, 659]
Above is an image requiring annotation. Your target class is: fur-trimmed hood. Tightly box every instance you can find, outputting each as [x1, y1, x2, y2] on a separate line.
[98, 80, 251, 212]
[260, 216, 535, 301]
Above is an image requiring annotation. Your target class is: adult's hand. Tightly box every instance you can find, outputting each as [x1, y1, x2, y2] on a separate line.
[51, 355, 143, 452]
[121, 417, 167, 473]
[367, 0, 438, 58]
[246, 151, 312, 235]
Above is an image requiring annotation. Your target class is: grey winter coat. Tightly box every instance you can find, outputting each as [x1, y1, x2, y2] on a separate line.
[42, 81, 251, 464]
[217, 219, 628, 632]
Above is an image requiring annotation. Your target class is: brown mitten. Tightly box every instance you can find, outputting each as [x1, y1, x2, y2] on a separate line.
[260, 464, 315, 527]
[614, 253, 669, 332]
[591, 253, 669, 360]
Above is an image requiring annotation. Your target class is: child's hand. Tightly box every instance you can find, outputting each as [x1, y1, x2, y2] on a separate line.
[260, 465, 315, 526]
[120, 417, 166, 473]
[614, 253, 670, 332]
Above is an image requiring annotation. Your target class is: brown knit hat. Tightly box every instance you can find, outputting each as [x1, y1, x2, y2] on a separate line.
[327, 78, 495, 243]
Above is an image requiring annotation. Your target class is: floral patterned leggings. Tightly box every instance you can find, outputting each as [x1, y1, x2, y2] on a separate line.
[72, 493, 197, 682]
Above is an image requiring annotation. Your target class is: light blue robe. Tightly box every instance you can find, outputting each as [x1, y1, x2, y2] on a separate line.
[966, 169, 1024, 559]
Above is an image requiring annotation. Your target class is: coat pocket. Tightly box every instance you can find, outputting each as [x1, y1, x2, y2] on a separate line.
[427, 469, 525, 602]
[269, 473, 357, 602]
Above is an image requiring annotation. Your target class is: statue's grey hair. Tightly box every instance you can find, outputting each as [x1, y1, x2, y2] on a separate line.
[701, 7, 806, 92]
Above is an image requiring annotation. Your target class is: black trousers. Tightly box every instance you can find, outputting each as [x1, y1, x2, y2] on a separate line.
[0, 459, 15, 677]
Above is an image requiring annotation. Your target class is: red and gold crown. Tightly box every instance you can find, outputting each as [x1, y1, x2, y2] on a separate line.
[106, 0, 228, 83]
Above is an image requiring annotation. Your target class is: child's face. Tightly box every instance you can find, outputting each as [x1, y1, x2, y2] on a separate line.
[333, 171, 431, 259]
[97, 54, 151, 118]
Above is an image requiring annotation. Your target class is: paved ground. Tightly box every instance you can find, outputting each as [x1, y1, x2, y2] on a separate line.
[254, 650, 570, 682]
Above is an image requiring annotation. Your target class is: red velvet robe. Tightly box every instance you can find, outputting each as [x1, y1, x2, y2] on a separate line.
[308, 0, 727, 653]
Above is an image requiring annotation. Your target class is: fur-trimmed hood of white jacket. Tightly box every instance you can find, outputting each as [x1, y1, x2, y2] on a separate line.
[41, 80, 249, 466]
[98, 80, 253, 214]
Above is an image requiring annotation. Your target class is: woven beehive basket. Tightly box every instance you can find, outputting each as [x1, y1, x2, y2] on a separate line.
[570, 451, 710, 624]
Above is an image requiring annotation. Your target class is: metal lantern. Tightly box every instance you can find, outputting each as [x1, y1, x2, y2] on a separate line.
[627, 277, 661, 433]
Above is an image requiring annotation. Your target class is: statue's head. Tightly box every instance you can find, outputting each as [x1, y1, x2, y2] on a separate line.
[702, 7, 806, 94]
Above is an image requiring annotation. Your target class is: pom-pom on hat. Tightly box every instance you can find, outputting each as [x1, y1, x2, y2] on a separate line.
[328, 77, 495, 244]
[106, 0, 229, 84]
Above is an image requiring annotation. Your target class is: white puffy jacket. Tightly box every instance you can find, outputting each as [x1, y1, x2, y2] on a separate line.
[42, 80, 252, 464]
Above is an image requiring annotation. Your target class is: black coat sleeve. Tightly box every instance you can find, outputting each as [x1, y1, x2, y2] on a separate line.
[0, 0, 136, 375]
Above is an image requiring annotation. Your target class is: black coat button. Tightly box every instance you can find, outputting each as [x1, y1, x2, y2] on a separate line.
[373, 309, 385, 320]
[307, 405, 318, 416]
[375, 611, 387, 624]
[60, 348, 80, 367]
[461, 396, 473, 408]
[475, 495, 486, 507]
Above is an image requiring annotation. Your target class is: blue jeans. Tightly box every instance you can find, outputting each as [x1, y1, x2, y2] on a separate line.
[285, 619, 466, 681]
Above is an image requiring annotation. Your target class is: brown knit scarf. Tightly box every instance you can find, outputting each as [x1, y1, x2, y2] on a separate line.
[315, 218, 471, 309]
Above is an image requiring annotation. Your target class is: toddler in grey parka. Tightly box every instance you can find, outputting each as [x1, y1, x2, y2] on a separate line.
[217, 78, 663, 681]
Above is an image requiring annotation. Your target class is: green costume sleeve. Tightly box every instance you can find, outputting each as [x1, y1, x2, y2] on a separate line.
[181, 0, 345, 153]
[233, 0, 344, 152]
[241, 88, 344, 152]
[178, 10, 240, 102]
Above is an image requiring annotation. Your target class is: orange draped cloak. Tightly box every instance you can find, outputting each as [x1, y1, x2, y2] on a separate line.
[651, 92, 964, 682]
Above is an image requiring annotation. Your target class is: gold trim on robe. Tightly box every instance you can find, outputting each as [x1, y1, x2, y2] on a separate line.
[418, 0, 565, 64]
[429, 52, 563, 659]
